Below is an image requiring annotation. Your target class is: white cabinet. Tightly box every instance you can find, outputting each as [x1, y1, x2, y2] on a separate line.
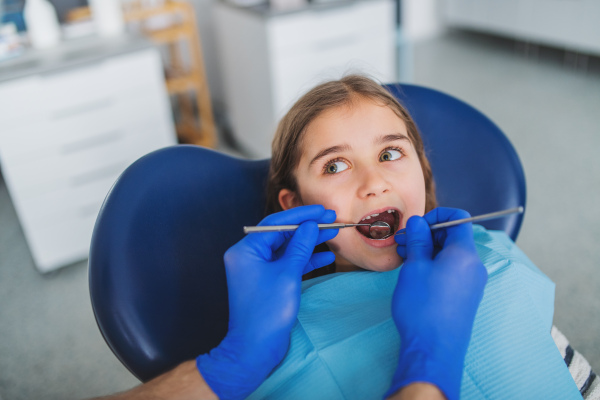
[215, 0, 397, 158]
[0, 47, 177, 272]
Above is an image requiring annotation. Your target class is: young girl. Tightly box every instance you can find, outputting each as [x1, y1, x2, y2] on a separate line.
[255, 75, 596, 398]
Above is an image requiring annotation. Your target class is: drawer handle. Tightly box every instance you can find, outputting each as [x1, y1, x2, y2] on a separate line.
[61, 130, 123, 155]
[313, 35, 359, 51]
[52, 98, 115, 120]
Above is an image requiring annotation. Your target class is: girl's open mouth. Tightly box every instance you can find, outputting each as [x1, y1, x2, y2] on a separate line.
[356, 209, 400, 240]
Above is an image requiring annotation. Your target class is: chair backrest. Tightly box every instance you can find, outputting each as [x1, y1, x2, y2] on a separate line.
[89, 84, 526, 382]
[90, 146, 270, 381]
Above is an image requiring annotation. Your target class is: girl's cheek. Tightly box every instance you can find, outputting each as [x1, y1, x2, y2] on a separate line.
[327, 229, 351, 252]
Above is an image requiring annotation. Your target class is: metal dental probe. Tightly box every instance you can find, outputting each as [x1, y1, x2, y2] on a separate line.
[394, 206, 524, 235]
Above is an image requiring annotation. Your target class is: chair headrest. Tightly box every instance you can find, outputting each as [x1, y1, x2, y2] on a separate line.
[385, 83, 526, 240]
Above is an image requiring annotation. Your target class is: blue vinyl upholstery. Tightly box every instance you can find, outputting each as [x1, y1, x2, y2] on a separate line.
[89, 84, 526, 382]
[384, 84, 526, 239]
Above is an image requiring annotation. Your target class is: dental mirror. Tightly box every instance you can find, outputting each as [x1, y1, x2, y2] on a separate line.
[367, 220, 392, 239]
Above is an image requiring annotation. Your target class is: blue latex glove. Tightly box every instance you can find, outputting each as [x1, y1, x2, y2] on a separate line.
[197, 205, 338, 400]
[386, 208, 488, 400]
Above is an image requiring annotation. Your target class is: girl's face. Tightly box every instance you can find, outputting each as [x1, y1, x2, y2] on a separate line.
[279, 97, 427, 272]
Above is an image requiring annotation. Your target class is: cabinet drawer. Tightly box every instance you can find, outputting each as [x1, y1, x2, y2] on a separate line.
[16, 174, 118, 234]
[0, 77, 44, 125]
[267, 0, 394, 54]
[26, 210, 99, 273]
[0, 48, 164, 128]
[0, 86, 169, 165]
[39, 50, 164, 117]
[4, 116, 170, 202]
[271, 28, 395, 115]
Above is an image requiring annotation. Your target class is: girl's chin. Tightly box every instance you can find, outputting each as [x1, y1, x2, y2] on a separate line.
[329, 236, 404, 272]
[355, 255, 404, 272]
[360, 263, 401, 272]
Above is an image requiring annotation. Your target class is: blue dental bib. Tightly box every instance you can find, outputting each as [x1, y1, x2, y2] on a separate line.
[247, 226, 581, 400]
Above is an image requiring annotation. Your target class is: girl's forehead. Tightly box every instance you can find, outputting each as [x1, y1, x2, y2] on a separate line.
[301, 100, 409, 153]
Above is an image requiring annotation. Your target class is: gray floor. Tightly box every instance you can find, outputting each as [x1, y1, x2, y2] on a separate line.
[0, 31, 599, 399]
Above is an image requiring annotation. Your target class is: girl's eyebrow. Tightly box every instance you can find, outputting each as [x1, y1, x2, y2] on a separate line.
[309, 134, 410, 166]
[376, 133, 411, 145]
[309, 144, 351, 166]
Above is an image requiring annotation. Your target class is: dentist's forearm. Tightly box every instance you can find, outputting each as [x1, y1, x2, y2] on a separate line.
[90, 360, 218, 400]
[386, 382, 446, 400]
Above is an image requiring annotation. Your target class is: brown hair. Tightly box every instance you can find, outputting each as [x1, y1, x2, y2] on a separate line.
[266, 74, 437, 214]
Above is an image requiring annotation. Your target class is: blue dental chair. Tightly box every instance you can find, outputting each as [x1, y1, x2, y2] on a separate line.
[89, 84, 526, 382]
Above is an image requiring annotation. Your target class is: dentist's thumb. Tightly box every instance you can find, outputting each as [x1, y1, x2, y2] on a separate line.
[405, 216, 434, 261]
[283, 221, 320, 270]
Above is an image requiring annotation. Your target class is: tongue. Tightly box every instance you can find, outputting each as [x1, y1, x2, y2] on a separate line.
[357, 212, 395, 238]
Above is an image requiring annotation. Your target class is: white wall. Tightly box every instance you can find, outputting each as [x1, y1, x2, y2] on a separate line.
[189, 0, 226, 104]
[401, 0, 446, 41]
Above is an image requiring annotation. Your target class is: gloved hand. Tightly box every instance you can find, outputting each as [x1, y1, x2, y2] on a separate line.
[386, 208, 488, 400]
[197, 205, 338, 400]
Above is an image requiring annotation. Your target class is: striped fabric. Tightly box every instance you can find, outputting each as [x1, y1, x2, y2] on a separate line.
[552, 326, 599, 399]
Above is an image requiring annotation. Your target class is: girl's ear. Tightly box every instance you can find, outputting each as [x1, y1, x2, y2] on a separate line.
[278, 189, 303, 210]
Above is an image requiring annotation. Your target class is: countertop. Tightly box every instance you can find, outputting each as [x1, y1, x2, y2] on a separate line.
[0, 34, 154, 83]
[217, 0, 382, 18]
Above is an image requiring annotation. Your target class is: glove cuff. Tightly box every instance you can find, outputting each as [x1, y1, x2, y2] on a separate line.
[196, 338, 272, 400]
[384, 341, 464, 400]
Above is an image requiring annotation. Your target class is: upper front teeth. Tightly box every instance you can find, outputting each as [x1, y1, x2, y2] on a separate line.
[363, 210, 396, 221]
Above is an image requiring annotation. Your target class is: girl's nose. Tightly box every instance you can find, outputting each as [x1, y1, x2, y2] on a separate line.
[357, 167, 390, 198]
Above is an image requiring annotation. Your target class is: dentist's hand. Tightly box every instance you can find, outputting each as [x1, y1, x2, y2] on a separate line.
[197, 205, 338, 400]
[387, 208, 488, 400]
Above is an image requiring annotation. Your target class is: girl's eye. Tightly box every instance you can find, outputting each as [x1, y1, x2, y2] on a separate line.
[379, 149, 402, 162]
[325, 160, 349, 174]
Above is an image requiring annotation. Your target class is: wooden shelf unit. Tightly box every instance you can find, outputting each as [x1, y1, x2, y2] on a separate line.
[125, 0, 217, 148]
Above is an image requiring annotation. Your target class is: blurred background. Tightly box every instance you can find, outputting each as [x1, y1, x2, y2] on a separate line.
[0, 0, 598, 398]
